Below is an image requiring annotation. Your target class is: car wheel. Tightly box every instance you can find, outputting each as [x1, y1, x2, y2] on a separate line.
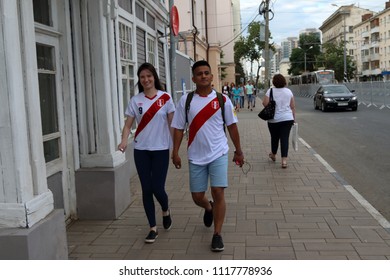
[352, 106, 357, 111]
[314, 99, 319, 110]
[321, 102, 327, 112]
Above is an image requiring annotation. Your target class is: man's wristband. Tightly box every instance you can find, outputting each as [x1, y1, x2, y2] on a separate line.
[234, 150, 243, 156]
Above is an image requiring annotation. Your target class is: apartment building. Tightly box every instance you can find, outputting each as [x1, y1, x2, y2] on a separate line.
[320, 4, 372, 50]
[319, 4, 374, 80]
[354, 2, 390, 80]
[281, 37, 298, 59]
[0, 0, 171, 259]
[278, 3, 390, 82]
[174, 0, 240, 91]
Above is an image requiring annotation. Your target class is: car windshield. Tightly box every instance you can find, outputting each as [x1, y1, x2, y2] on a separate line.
[323, 86, 350, 94]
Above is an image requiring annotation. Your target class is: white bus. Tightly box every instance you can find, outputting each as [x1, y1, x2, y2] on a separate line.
[290, 70, 335, 85]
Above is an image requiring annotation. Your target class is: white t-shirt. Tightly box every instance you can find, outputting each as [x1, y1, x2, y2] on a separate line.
[265, 87, 294, 123]
[125, 90, 175, 150]
[171, 90, 238, 165]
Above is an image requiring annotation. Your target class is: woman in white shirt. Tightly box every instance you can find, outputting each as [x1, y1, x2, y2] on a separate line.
[118, 63, 175, 243]
[262, 74, 296, 168]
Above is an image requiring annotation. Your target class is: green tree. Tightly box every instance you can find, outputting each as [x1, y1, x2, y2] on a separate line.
[246, 22, 265, 78]
[234, 61, 245, 85]
[289, 33, 321, 75]
[234, 38, 247, 85]
[316, 42, 356, 82]
[234, 21, 273, 85]
[220, 51, 227, 80]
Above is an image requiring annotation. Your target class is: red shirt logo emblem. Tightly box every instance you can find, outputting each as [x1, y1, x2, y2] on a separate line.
[157, 99, 165, 107]
[211, 101, 220, 110]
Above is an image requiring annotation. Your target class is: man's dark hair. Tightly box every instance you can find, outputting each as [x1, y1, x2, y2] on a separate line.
[192, 60, 211, 74]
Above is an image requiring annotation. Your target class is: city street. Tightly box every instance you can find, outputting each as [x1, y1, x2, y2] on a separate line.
[295, 96, 390, 221]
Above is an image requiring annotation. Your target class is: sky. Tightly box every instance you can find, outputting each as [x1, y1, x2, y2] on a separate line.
[240, 0, 386, 45]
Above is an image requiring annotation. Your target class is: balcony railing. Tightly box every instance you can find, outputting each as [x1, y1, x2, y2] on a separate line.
[370, 53, 380, 61]
[370, 26, 380, 34]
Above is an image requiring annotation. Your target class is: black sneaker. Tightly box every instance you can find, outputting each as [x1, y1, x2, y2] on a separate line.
[144, 230, 158, 243]
[163, 210, 172, 230]
[211, 233, 224, 252]
[203, 201, 213, 227]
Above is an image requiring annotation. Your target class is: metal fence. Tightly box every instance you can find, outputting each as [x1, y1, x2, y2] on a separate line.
[289, 81, 390, 109]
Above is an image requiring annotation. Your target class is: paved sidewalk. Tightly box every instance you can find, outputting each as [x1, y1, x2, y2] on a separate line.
[67, 106, 390, 260]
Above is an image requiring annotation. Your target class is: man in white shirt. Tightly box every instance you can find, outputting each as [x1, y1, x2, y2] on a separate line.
[171, 60, 244, 252]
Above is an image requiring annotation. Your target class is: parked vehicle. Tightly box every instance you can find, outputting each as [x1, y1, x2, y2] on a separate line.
[313, 84, 358, 112]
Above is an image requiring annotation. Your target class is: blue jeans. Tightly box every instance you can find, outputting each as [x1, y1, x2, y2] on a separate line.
[134, 149, 169, 227]
[240, 96, 244, 108]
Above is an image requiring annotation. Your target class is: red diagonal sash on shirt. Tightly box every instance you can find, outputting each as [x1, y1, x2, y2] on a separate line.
[188, 97, 222, 147]
[134, 93, 170, 140]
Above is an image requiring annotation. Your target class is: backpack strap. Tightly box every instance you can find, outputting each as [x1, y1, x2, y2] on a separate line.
[185, 91, 195, 124]
[216, 91, 226, 126]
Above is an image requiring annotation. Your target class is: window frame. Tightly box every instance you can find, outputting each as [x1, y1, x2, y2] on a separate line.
[118, 18, 137, 132]
[35, 33, 64, 176]
[146, 35, 156, 66]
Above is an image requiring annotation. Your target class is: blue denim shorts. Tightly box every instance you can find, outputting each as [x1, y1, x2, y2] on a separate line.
[188, 153, 228, 192]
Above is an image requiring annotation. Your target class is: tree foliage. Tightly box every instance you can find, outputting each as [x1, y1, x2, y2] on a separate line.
[234, 21, 273, 86]
[289, 33, 321, 75]
[316, 42, 356, 82]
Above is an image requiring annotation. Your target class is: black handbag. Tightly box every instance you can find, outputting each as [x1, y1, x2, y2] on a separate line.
[258, 88, 275, 120]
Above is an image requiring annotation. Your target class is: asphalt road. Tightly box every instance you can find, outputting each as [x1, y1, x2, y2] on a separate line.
[295, 96, 390, 221]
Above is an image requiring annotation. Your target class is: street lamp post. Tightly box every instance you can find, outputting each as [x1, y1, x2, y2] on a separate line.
[299, 46, 313, 73]
[304, 46, 313, 73]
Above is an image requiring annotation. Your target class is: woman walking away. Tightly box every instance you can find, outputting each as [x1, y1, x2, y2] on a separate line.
[118, 63, 175, 243]
[262, 74, 296, 168]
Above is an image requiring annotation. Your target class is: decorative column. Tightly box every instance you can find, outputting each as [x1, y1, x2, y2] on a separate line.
[74, 0, 132, 219]
[0, 0, 67, 259]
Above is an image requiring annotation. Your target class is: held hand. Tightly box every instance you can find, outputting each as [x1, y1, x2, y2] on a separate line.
[171, 154, 182, 169]
[232, 152, 244, 167]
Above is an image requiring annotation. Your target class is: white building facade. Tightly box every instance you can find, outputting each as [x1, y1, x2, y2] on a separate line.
[0, 0, 171, 259]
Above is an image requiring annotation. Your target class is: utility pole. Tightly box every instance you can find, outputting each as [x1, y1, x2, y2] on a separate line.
[343, 13, 347, 82]
[263, 0, 270, 90]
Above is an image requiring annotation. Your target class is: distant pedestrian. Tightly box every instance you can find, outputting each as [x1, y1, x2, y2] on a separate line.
[262, 74, 296, 168]
[222, 82, 231, 99]
[118, 63, 174, 243]
[239, 83, 245, 108]
[245, 81, 254, 111]
[231, 83, 241, 111]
